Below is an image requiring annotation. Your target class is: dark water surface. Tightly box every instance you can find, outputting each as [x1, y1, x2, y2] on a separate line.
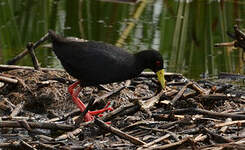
[0, 0, 245, 79]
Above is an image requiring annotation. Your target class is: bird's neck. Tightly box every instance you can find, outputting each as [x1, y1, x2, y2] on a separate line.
[134, 51, 151, 69]
[133, 52, 149, 74]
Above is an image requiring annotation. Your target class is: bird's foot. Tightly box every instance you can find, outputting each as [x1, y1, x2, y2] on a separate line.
[78, 101, 113, 122]
[68, 81, 113, 122]
[82, 101, 113, 122]
[89, 101, 114, 115]
[77, 102, 113, 123]
[83, 113, 94, 122]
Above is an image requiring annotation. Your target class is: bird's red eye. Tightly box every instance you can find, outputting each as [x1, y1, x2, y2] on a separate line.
[156, 61, 161, 66]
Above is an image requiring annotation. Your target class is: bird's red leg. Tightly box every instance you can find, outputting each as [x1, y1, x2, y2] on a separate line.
[68, 81, 93, 121]
[68, 81, 86, 110]
[68, 81, 79, 95]
[68, 81, 113, 122]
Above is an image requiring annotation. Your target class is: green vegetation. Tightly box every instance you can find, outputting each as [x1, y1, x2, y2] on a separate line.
[0, 0, 244, 79]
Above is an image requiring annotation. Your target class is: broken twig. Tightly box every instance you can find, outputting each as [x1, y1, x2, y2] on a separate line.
[95, 118, 146, 145]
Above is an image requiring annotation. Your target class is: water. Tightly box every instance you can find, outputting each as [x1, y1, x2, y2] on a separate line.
[0, 0, 244, 79]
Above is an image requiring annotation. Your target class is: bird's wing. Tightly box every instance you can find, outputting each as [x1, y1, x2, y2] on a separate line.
[53, 41, 134, 82]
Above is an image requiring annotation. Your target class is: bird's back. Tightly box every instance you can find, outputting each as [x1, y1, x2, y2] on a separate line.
[49, 31, 140, 86]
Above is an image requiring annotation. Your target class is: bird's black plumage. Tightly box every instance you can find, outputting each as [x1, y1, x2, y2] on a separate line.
[48, 30, 164, 86]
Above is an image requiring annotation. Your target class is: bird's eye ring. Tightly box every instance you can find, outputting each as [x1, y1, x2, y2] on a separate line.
[156, 61, 161, 66]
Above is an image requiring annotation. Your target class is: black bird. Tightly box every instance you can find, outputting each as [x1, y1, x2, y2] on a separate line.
[49, 30, 165, 122]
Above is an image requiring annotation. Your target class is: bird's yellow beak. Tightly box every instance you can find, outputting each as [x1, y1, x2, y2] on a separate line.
[156, 69, 166, 89]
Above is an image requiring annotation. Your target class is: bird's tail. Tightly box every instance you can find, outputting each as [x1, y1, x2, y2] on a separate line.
[48, 30, 65, 43]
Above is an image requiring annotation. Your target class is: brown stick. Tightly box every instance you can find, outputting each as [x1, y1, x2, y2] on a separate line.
[37, 142, 56, 150]
[10, 101, 25, 117]
[138, 134, 171, 149]
[219, 118, 232, 133]
[55, 127, 83, 141]
[0, 120, 74, 130]
[36, 135, 54, 142]
[0, 75, 18, 84]
[3, 98, 16, 108]
[202, 127, 233, 143]
[117, 104, 141, 117]
[46, 108, 81, 123]
[55, 122, 91, 141]
[171, 82, 192, 105]
[101, 103, 136, 121]
[7, 33, 50, 65]
[141, 89, 165, 110]
[193, 134, 207, 143]
[0, 64, 64, 72]
[157, 108, 245, 120]
[214, 41, 235, 47]
[0, 141, 55, 150]
[140, 71, 183, 77]
[215, 120, 245, 128]
[94, 118, 146, 145]
[0, 141, 20, 149]
[94, 85, 126, 104]
[18, 120, 33, 132]
[191, 82, 209, 94]
[1, 116, 31, 121]
[20, 140, 37, 150]
[122, 120, 162, 131]
[26, 42, 40, 70]
[199, 93, 229, 101]
[148, 137, 191, 150]
[0, 100, 12, 112]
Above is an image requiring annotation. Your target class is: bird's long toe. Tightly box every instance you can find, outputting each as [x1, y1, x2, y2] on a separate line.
[89, 101, 113, 115]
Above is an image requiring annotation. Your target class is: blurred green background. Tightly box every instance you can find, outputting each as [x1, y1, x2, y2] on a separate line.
[0, 0, 244, 79]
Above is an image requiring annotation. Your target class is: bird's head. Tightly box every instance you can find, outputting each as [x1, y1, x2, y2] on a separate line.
[135, 50, 166, 89]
